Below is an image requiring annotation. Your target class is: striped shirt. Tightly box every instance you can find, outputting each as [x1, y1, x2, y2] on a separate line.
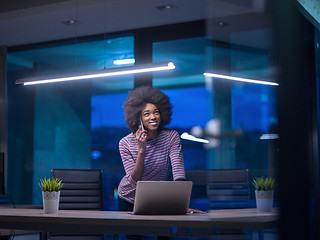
[118, 129, 186, 204]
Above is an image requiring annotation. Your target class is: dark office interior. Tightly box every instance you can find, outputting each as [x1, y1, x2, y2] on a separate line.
[0, 0, 320, 240]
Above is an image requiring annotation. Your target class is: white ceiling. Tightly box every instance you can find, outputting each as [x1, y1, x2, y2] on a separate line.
[0, 0, 271, 48]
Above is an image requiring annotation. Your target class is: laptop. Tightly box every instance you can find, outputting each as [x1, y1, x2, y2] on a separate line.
[132, 181, 193, 215]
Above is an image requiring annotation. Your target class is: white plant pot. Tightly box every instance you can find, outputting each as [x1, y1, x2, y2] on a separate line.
[42, 191, 60, 214]
[255, 190, 273, 212]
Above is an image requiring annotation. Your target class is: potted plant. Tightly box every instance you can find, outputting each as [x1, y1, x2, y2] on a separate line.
[252, 177, 275, 212]
[39, 177, 64, 214]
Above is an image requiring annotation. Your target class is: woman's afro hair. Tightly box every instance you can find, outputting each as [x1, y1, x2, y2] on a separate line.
[123, 85, 172, 133]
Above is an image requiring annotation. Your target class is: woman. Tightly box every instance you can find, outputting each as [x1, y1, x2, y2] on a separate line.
[117, 85, 203, 215]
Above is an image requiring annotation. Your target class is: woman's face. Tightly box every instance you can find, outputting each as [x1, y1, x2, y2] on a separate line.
[140, 103, 161, 131]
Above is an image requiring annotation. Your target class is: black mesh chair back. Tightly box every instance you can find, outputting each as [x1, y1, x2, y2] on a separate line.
[206, 168, 250, 201]
[186, 169, 250, 240]
[186, 168, 250, 209]
[51, 169, 103, 211]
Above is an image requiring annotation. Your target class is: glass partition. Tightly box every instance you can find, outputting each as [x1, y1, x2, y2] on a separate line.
[3, 1, 320, 239]
[6, 5, 278, 215]
[153, 33, 277, 213]
[6, 36, 134, 206]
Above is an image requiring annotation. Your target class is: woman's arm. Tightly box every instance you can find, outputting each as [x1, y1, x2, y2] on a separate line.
[127, 126, 147, 182]
[169, 130, 186, 181]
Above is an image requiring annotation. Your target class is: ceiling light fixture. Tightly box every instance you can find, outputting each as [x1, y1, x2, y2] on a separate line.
[16, 62, 175, 85]
[113, 58, 135, 65]
[260, 134, 279, 140]
[16, 0, 176, 86]
[203, 73, 279, 86]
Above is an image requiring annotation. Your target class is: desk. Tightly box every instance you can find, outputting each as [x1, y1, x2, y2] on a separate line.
[0, 207, 278, 239]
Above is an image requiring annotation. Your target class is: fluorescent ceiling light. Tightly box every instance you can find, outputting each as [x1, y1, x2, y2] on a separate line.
[181, 132, 209, 144]
[113, 58, 135, 65]
[16, 62, 175, 86]
[203, 73, 279, 86]
[260, 134, 279, 140]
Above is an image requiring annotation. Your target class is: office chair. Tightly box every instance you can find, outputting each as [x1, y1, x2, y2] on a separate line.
[48, 169, 105, 240]
[186, 169, 250, 240]
[206, 168, 250, 209]
[51, 169, 103, 211]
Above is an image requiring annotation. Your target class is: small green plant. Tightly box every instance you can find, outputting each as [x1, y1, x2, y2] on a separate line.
[252, 177, 275, 191]
[39, 177, 64, 192]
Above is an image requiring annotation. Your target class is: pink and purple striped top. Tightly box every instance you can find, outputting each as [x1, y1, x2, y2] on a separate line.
[118, 129, 186, 204]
